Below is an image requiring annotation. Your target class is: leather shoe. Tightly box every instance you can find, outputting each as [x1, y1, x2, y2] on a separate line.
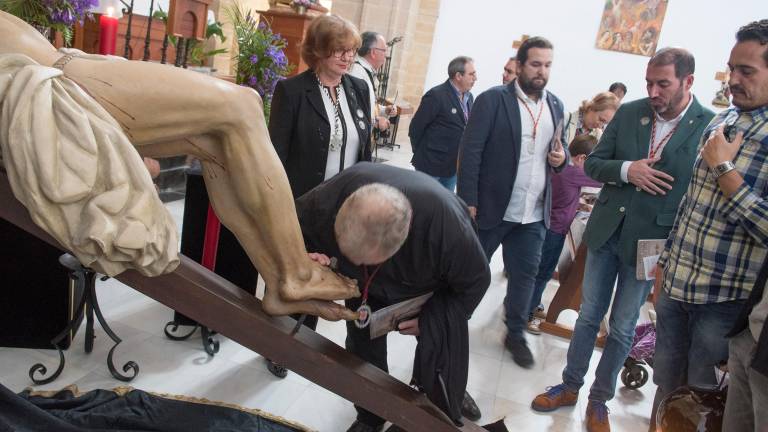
[505, 336, 534, 368]
[384, 424, 406, 432]
[345, 420, 384, 432]
[461, 391, 481, 421]
[266, 359, 288, 379]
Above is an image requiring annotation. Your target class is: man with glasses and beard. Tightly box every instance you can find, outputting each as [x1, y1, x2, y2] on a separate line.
[529, 47, 713, 432]
[457, 36, 568, 368]
[652, 20, 768, 432]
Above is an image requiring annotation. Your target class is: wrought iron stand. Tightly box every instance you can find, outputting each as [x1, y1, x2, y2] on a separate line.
[163, 320, 220, 356]
[28, 254, 139, 385]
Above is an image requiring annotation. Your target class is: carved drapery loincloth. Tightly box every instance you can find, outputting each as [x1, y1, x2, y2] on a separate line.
[0, 52, 179, 276]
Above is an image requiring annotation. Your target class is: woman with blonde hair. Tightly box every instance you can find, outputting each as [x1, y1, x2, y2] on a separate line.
[564, 91, 620, 143]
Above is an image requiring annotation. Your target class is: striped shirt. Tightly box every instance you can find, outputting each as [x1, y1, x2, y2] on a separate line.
[658, 105, 768, 304]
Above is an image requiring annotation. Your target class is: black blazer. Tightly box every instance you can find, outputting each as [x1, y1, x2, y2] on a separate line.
[409, 80, 474, 178]
[728, 255, 768, 378]
[457, 80, 568, 230]
[269, 69, 372, 198]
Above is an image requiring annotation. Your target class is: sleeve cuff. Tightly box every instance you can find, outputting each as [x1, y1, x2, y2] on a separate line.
[720, 182, 754, 224]
[620, 161, 632, 183]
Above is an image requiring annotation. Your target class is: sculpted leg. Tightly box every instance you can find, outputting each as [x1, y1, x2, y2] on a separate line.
[0, 11, 360, 318]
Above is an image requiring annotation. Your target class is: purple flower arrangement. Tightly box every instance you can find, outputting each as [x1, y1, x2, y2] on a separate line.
[226, 4, 293, 122]
[0, 0, 97, 44]
[291, 0, 312, 8]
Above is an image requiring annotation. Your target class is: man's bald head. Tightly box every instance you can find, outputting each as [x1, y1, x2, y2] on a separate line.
[335, 183, 412, 265]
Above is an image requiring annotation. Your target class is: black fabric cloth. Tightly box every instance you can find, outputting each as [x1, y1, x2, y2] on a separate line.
[728, 255, 768, 378]
[0, 384, 305, 432]
[294, 162, 491, 425]
[411, 292, 468, 424]
[409, 80, 473, 178]
[456, 79, 568, 230]
[268, 69, 372, 199]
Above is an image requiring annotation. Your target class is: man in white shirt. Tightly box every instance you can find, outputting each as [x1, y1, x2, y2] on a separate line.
[349, 32, 391, 133]
[457, 37, 567, 368]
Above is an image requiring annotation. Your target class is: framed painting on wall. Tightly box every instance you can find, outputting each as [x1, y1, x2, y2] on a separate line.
[595, 0, 668, 57]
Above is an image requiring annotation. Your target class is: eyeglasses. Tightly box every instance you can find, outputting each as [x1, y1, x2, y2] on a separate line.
[331, 48, 357, 59]
[371, 47, 387, 53]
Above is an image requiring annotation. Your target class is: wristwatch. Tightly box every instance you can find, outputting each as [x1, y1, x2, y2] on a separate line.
[713, 161, 736, 178]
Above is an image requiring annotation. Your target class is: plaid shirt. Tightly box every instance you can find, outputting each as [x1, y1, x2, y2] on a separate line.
[659, 105, 768, 304]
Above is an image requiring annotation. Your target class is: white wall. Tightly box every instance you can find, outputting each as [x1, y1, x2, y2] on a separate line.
[423, 0, 766, 112]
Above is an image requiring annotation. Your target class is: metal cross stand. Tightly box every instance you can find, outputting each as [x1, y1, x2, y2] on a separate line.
[28, 254, 139, 384]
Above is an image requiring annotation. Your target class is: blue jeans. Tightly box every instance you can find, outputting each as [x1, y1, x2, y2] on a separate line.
[650, 287, 745, 420]
[529, 230, 566, 318]
[561, 229, 652, 402]
[431, 175, 457, 192]
[479, 220, 546, 342]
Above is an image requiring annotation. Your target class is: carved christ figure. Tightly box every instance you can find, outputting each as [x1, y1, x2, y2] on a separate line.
[0, 11, 359, 321]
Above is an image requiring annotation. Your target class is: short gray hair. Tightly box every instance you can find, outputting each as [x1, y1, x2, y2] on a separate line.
[335, 183, 412, 263]
[448, 56, 473, 80]
[358, 31, 383, 57]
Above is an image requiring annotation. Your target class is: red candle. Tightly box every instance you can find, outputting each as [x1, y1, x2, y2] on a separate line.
[98, 8, 118, 55]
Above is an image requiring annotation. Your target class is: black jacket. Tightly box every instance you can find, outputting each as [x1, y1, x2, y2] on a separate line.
[409, 80, 473, 178]
[457, 80, 568, 230]
[728, 256, 768, 378]
[295, 163, 490, 421]
[269, 70, 372, 198]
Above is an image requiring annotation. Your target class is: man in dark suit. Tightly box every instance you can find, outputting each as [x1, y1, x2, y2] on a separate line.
[457, 36, 568, 368]
[531, 48, 714, 432]
[409, 56, 476, 191]
[294, 163, 490, 432]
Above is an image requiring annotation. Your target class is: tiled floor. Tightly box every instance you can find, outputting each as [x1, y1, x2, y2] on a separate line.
[0, 142, 656, 431]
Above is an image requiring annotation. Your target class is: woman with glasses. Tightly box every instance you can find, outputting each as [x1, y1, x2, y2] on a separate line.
[266, 14, 371, 379]
[268, 14, 372, 200]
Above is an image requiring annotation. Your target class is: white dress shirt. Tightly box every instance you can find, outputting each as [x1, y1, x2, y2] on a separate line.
[320, 85, 362, 180]
[349, 57, 378, 121]
[620, 95, 694, 183]
[503, 81, 555, 224]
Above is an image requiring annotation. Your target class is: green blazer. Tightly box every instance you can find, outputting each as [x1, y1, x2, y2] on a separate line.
[583, 96, 714, 265]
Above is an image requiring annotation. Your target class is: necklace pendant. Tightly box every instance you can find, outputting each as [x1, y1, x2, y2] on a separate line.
[354, 304, 372, 329]
[329, 134, 343, 151]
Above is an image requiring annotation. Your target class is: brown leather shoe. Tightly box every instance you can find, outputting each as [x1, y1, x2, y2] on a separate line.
[531, 384, 578, 412]
[585, 400, 611, 432]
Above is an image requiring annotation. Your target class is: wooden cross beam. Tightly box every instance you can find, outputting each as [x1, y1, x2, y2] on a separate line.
[512, 34, 529, 49]
[0, 170, 485, 432]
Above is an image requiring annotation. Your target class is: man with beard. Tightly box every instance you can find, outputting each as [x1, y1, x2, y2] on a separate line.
[530, 47, 713, 432]
[457, 36, 568, 368]
[652, 20, 768, 432]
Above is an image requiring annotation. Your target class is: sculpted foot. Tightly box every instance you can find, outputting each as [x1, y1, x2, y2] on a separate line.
[262, 289, 359, 321]
[278, 261, 360, 302]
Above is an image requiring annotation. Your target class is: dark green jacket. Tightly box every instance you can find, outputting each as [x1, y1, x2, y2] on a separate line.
[584, 96, 714, 264]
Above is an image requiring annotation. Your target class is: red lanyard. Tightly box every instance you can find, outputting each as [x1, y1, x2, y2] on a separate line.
[518, 96, 545, 141]
[648, 116, 679, 160]
[360, 264, 382, 305]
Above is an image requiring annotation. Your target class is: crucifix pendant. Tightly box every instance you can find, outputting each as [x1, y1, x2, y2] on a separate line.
[354, 304, 372, 329]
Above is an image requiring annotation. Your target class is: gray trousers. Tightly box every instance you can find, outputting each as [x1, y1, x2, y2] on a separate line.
[723, 329, 768, 432]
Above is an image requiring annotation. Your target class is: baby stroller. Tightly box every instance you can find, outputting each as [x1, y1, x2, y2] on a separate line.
[621, 314, 656, 389]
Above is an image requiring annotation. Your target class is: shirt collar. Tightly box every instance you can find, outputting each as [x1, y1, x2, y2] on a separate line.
[514, 79, 547, 104]
[449, 80, 466, 100]
[654, 93, 693, 124]
[735, 104, 768, 122]
[356, 56, 374, 72]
